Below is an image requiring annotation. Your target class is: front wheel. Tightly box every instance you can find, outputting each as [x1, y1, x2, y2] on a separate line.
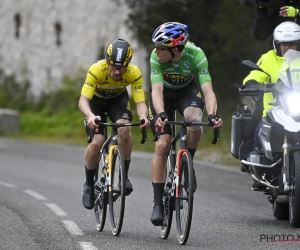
[161, 156, 174, 239]
[109, 146, 126, 236]
[289, 151, 300, 227]
[175, 151, 194, 245]
[94, 175, 108, 231]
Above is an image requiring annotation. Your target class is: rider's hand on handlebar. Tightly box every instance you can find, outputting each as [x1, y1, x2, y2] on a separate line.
[208, 114, 223, 129]
[279, 6, 299, 17]
[139, 116, 150, 129]
[87, 115, 101, 129]
[155, 112, 168, 128]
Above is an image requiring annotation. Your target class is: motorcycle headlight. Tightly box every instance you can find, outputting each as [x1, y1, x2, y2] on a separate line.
[284, 92, 300, 114]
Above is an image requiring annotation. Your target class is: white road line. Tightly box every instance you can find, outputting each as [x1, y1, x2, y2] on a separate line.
[0, 181, 17, 188]
[79, 242, 98, 250]
[62, 220, 83, 235]
[23, 189, 46, 200]
[45, 203, 67, 216]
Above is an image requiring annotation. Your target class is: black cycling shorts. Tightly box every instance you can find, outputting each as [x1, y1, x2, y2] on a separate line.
[148, 82, 204, 136]
[84, 90, 132, 136]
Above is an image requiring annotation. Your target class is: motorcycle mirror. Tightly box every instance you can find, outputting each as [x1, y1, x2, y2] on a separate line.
[242, 60, 272, 80]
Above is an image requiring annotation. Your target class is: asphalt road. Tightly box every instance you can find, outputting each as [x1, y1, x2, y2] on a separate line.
[1, 138, 300, 250]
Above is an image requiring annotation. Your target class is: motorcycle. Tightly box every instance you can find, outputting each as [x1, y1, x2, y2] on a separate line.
[231, 49, 300, 227]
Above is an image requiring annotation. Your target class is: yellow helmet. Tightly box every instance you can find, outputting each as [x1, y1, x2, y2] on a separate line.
[106, 39, 133, 66]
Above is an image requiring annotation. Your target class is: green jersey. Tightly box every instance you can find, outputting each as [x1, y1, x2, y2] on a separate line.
[150, 42, 211, 89]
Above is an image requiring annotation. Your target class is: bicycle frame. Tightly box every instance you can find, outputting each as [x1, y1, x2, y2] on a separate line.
[168, 109, 189, 198]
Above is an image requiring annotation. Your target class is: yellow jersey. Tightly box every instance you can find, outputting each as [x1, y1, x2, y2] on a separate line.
[81, 59, 145, 103]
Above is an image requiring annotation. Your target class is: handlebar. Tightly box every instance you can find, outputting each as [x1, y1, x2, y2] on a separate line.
[87, 118, 147, 144]
[153, 120, 220, 145]
[239, 83, 274, 96]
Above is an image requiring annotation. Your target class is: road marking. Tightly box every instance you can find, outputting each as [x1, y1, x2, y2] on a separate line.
[62, 220, 83, 235]
[0, 181, 17, 188]
[45, 203, 67, 216]
[23, 189, 47, 200]
[79, 242, 98, 250]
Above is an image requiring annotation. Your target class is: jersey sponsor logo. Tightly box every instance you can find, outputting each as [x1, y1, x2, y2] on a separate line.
[84, 81, 94, 87]
[101, 68, 108, 73]
[196, 58, 207, 68]
[116, 48, 123, 62]
[150, 58, 160, 65]
[185, 53, 194, 58]
[95, 86, 125, 98]
[200, 69, 208, 75]
[163, 72, 194, 86]
[122, 113, 129, 119]
[184, 61, 190, 68]
[127, 101, 131, 110]
[151, 70, 158, 75]
[134, 85, 143, 93]
[102, 82, 110, 85]
[88, 70, 98, 80]
[133, 75, 142, 82]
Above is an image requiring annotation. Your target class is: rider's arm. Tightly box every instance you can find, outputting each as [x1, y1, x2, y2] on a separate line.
[78, 64, 100, 119]
[194, 48, 216, 114]
[201, 82, 217, 115]
[150, 51, 165, 113]
[78, 95, 94, 119]
[151, 83, 164, 114]
[129, 66, 148, 121]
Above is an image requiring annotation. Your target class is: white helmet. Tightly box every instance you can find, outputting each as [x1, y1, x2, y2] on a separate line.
[273, 21, 300, 55]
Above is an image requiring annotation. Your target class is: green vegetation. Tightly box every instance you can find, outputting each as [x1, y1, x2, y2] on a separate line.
[0, 70, 239, 166]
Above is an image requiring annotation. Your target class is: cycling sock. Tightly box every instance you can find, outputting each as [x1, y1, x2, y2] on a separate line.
[124, 159, 131, 178]
[85, 166, 96, 186]
[152, 182, 165, 206]
[188, 148, 197, 159]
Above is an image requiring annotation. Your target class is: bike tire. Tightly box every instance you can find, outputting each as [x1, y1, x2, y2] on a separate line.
[175, 151, 194, 245]
[109, 146, 126, 236]
[161, 155, 174, 239]
[94, 163, 108, 232]
[289, 150, 300, 227]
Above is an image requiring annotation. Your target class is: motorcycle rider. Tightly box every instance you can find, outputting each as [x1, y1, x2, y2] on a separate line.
[241, 21, 300, 190]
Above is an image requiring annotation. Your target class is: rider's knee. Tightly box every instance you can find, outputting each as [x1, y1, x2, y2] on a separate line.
[118, 126, 132, 140]
[155, 139, 170, 157]
[88, 139, 103, 152]
[185, 115, 203, 131]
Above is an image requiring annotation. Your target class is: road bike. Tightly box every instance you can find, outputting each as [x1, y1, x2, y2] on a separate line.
[88, 117, 147, 236]
[154, 108, 220, 245]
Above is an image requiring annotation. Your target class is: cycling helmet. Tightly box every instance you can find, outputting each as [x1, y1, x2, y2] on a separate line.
[273, 21, 300, 55]
[152, 22, 189, 47]
[106, 39, 133, 66]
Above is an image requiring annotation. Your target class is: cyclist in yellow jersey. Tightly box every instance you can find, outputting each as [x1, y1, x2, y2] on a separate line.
[78, 38, 149, 210]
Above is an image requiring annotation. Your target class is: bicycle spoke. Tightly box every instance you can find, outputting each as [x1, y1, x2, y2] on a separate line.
[109, 147, 125, 236]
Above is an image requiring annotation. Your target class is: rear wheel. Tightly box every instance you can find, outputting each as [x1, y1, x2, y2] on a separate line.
[161, 155, 174, 239]
[289, 151, 300, 227]
[109, 147, 126, 236]
[175, 151, 194, 245]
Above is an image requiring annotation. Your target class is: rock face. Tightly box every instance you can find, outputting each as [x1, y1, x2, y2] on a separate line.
[0, 0, 148, 96]
[0, 109, 20, 133]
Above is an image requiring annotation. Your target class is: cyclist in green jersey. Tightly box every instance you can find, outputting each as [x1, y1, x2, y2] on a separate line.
[148, 22, 223, 226]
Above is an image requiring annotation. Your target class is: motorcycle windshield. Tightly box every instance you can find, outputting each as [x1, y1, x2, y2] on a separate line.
[279, 49, 300, 90]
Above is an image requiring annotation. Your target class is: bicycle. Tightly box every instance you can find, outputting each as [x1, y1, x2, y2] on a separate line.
[153, 107, 220, 245]
[87, 116, 147, 236]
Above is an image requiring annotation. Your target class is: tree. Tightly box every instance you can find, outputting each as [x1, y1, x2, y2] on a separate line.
[121, 0, 269, 111]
